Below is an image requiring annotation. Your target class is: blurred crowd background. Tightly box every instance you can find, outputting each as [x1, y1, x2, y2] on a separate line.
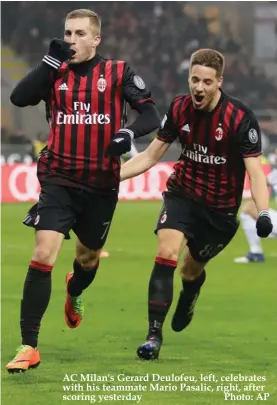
[1, 1, 277, 163]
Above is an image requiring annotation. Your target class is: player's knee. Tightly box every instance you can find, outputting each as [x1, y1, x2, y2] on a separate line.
[76, 251, 99, 270]
[157, 244, 179, 262]
[33, 245, 56, 266]
[180, 253, 205, 280]
[33, 230, 63, 266]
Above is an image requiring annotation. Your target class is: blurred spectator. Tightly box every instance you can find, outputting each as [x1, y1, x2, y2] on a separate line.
[9, 129, 31, 145]
[1, 127, 11, 144]
[2, 2, 277, 116]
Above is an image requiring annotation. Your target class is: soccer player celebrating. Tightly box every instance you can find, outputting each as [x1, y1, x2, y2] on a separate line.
[6, 9, 160, 373]
[120, 48, 273, 360]
[234, 148, 277, 263]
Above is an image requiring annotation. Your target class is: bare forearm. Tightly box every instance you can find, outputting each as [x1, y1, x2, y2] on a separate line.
[120, 151, 155, 181]
[121, 138, 170, 181]
[250, 173, 270, 213]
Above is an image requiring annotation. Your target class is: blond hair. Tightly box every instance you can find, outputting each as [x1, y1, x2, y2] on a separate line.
[66, 9, 101, 34]
[190, 49, 225, 77]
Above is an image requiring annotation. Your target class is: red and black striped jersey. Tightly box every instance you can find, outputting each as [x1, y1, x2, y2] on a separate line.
[38, 54, 154, 192]
[157, 91, 262, 212]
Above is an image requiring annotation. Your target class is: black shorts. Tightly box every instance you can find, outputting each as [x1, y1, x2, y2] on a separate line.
[35, 184, 118, 250]
[155, 191, 239, 262]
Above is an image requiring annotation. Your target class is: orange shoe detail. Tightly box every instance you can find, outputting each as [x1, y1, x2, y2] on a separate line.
[100, 251, 110, 258]
[6, 345, 40, 373]
[65, 272, 84, 328]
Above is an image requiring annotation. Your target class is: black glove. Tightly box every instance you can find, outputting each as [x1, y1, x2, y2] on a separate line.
[105, 129, 134, 157]
[42, 38, 75, 70]
[256, 210, 273, 238]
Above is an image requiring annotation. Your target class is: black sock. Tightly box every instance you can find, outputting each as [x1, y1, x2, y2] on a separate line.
[182, 270, 206, 296]
[148, 256, 177, 339]
[67, 259, 99, 297]
[20, 261, 52, 348]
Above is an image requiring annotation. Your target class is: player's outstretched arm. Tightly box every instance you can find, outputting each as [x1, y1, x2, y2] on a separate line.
[244, 157, 273, 237]
[120, 139, 170, 181]
[10, 39, 73, 107]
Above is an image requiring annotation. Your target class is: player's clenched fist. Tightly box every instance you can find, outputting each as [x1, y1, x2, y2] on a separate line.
[43, 38, 75, 69]
[105, 129, 134, 157]
[256, 210, 273, 237]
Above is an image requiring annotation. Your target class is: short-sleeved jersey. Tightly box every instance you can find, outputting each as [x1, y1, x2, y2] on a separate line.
[157, 91, 262, 212]
[39, 55, 154, 192]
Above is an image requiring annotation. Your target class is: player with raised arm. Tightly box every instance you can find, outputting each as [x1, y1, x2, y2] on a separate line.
[120, 48, 273, 360]
[234, 148, 277, 263]
[6, 9, 160, 373]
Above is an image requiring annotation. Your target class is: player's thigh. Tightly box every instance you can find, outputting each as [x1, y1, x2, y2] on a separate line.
[155, 191, 194, 237]
[32, 184, 77, 265]
[35, 184, 77, 236]
[157, 229, 187, 262]
[188, 216, 240, 263]
[155, 192, 192, 260]
[73, 192, 118, 251]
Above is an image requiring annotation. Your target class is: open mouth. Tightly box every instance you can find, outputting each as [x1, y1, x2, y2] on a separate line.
[70, 49, 77, 58]
[194, 95, 204, 105]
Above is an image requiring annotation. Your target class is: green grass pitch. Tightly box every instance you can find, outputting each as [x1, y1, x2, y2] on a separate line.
[1, 202, 277, 405]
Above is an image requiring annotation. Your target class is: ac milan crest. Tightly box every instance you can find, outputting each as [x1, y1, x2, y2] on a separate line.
[160, 212, 167, 224]
[97, 75, 107, 92]
[215, 123, 223, 141]
[34, 215, 40, 226]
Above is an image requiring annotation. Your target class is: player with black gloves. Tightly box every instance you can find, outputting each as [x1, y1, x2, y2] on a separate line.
[7, 8, 160, 373]
[44, 38, 141, 156]
[120, 48, 273, 361]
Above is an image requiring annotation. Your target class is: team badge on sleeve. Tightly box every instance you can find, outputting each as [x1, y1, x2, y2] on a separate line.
[248, 128, 258, 144]
[133, 75, 146, 90]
